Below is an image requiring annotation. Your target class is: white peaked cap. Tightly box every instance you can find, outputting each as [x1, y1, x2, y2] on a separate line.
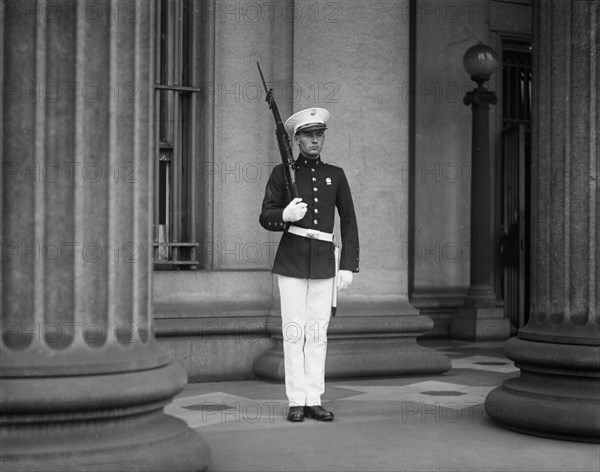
[284, 108, 330, 135]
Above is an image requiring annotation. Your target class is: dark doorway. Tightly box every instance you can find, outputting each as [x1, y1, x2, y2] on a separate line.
[500, 39, 532, 330]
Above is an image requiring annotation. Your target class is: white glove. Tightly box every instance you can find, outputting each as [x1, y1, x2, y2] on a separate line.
[282, 198, 307, 222]
[337, 270, 353, 290]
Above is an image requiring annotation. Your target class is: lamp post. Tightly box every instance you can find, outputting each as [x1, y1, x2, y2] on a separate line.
[450, 43, 509, 340]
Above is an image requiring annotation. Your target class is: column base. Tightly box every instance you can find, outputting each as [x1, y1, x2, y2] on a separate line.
[253, 314, 451, 380]
[450, 306, 509, 341]
[485, 337, 600, 443]
[0, 361, 211, 471]
[0, 411, 211, 472]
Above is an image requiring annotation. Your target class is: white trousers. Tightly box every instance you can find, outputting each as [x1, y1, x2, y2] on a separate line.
[277, 275, 333, 407]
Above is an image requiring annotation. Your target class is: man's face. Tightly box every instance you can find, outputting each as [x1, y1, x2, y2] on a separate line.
[295, 129, 325, 158]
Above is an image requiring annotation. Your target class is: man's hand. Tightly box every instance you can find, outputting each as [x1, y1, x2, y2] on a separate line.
[283, 198, 307, 222]
[337, 270, 353, 290]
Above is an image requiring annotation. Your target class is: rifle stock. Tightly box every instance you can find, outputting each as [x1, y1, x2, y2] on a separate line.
[257, 62, 299, 200]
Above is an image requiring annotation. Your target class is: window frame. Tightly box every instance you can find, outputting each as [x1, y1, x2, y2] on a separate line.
[152, 0, 202, 269]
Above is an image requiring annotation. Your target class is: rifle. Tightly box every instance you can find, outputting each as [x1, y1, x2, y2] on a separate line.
[257, 62, 300, 200]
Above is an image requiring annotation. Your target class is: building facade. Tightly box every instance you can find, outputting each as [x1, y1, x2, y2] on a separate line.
[150, 0, 534, 381]
[1, 0, 598, 469]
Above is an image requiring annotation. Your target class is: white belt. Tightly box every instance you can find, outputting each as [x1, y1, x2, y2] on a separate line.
[287, 225, 334, 243]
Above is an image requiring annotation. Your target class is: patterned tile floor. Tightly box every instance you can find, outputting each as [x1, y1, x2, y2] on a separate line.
[166, 339, 600, 472]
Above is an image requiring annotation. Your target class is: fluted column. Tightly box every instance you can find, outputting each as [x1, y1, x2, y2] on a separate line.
[0, 1, 210, 469]
[486, 0, 599, 442]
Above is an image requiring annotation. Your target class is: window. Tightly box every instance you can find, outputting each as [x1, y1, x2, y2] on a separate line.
[153, 0, 201, 268]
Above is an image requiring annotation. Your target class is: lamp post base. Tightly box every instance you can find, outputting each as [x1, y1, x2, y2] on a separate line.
[450, 305, 509, 341]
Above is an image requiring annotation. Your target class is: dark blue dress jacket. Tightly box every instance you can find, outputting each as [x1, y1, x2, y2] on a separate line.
[260, 156, 359, 279]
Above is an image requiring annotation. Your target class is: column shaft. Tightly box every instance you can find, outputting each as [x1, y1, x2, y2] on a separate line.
[485, 0, 599, 442]
[0, 1, 210, 469]
[451, 82, 508, 341]
[466, 88, 498, 303]
[519, 0, 599, 346]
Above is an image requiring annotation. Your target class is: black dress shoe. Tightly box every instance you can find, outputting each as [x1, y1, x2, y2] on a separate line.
[304, 405, 334, 422]
[287, 406, 305, 422]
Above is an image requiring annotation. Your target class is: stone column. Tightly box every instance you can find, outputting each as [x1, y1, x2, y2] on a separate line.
[0, 1, 210, 469]
[485, 0, 599, 442]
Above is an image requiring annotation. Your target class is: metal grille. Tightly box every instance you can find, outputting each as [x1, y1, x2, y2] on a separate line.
[501, 125, 530, 329]
[153, 0, 200, 268]
[502, 45, 532, 128]
[500, 41, 532, 329]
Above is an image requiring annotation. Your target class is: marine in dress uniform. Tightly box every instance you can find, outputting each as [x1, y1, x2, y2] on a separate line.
[259, 108, 360, 422]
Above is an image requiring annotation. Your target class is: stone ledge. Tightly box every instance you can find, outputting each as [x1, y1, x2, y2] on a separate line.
[254, 302, 452, 380]
[153, 300, 452, 381]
